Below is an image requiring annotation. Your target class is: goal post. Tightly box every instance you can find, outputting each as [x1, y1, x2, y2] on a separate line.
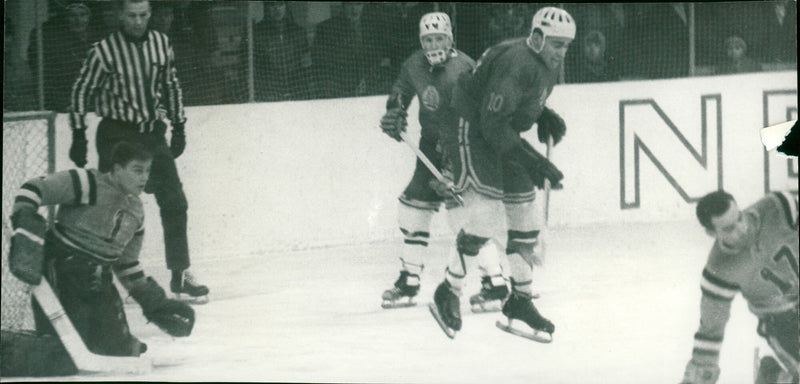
[2, 111, 56, 333]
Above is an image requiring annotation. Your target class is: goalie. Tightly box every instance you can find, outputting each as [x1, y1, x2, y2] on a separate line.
[6, 141, 194, 374]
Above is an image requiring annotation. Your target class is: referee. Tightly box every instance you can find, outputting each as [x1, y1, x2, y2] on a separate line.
[68, 0, 208, 301]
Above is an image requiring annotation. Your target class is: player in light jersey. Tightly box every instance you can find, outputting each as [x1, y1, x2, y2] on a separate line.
[9, 141, 194, 359]
[681, 190, 799, 384]
[379, 12, 507, 310]
[428, 7, 572, 341]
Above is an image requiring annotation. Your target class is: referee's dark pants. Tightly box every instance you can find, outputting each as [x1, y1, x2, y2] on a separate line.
[96, 118, 190, 272]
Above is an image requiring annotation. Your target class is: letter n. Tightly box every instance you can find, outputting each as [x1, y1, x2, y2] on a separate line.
[620, 95, 723, 209]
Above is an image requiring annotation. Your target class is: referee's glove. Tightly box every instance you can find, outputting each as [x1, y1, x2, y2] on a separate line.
[69, 129, 88, 168]
[170, 123, 186, 159]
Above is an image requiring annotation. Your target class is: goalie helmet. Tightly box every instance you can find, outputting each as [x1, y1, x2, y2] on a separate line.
[419, 12, 453, 66]
[528, 7, 576, 52]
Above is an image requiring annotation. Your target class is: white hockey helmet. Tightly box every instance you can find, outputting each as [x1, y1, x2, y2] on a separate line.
[419, 12, 453, 66]
[530, 7, 576, 41]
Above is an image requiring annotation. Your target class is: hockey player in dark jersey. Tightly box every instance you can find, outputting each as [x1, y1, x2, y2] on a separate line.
[428, 7, 573, 340]
[9, 141, 194, 359]
[379, 12, 507, 311]
[681, 191, 799, 384]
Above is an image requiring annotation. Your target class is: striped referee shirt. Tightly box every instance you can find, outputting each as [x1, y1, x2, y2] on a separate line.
[69, 29, 185, 133]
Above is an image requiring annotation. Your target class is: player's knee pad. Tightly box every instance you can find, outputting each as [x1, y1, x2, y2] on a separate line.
[506, 230, 540, 259]
[457, 230, 489, 257]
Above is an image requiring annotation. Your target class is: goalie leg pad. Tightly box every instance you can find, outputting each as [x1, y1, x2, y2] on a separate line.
[39, 250, 145, 357]
[9, 211, 47, 285]
[0, 330, 78, 377]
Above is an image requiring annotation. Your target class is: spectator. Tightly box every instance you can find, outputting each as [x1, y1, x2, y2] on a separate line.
[380, 2, 435, 70]
[448, 3, 486, 59]
[715, 35, 761, 75]
[565, 3, 628, 81]
[312, 2, 371, 98]
[566, 30, 618, 83]
[27, 1, 92, 112]
[207, 2, 248, 104]
[89, 1, 118, 42]
[628, 3, 689, 79]
[151, 1, 219, 106]
[484, 4, 532, 48]
[754, 0, 797, 65]
[253, 1, 313, 102]
[719, 1, 796, 67]
[149, 1, 174, 33]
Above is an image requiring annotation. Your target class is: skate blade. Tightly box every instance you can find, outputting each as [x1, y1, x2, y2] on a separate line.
[495, 320, 552, 343]
[381, 299, 416, 309]
[428, 303, 457, 339]
[173, 293, 209, 305]
[470, 300, 502, 313]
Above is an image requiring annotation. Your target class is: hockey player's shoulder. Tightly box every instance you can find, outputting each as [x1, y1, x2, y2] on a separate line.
[762, 191, 799, 228]
[450, 49, 476, 68]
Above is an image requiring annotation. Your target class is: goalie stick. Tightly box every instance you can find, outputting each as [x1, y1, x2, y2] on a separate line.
[31, 279, 153, 374]
[399, 131, 464, 206]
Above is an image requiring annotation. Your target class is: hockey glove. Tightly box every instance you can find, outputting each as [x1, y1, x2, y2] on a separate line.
[69, 129, 88, 168]
[130, 277, 195, 337]
[9, 208, 47, 285]
[428, 167, 456, 199]
[537, 107, 566, 146]
[380, 108, 408, 142]
[680, 359, 720, 384]
[170, 123, 186, 159]
[514, 139, 564, 189]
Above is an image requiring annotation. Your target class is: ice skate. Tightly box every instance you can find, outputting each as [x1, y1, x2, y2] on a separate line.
[496, 291, 554, 343]
[381, 271, 420, 309]
[171, 270, 210, 304]
[469, 276, 509, 313]
[428, 280, 461, 339]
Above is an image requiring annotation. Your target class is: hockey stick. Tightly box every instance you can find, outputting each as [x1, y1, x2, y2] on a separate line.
[31, 279, 153, 374]
[399, 131, 464, 206]
[543, 135, 554, 224]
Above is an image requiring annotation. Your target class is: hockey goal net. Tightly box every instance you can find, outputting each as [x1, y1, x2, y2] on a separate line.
[2, 111, 56, 332]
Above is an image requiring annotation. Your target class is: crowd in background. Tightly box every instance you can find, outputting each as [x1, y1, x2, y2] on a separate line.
[4, 1, 797, 112]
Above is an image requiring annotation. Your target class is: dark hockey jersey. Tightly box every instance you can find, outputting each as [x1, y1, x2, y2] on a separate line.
[389, 48, 475, 141]
[451, 37, 558, 156]
[691, 191, 799, 363]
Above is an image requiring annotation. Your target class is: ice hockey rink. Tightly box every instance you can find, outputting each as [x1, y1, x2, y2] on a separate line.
[22, 221, 763, 383]
[12, 83, 789, 383]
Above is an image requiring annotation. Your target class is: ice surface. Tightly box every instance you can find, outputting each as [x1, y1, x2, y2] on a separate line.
[19, 221, 763, 383]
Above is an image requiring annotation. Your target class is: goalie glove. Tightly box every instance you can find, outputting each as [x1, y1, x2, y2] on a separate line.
[510, 139, 564, 189]
[130, 277, 195, 337]
[537, 107, 566, 146]
[9, 208, 47, 285]
[380, 107, 408, 142]
[680, 359, 720, 384]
